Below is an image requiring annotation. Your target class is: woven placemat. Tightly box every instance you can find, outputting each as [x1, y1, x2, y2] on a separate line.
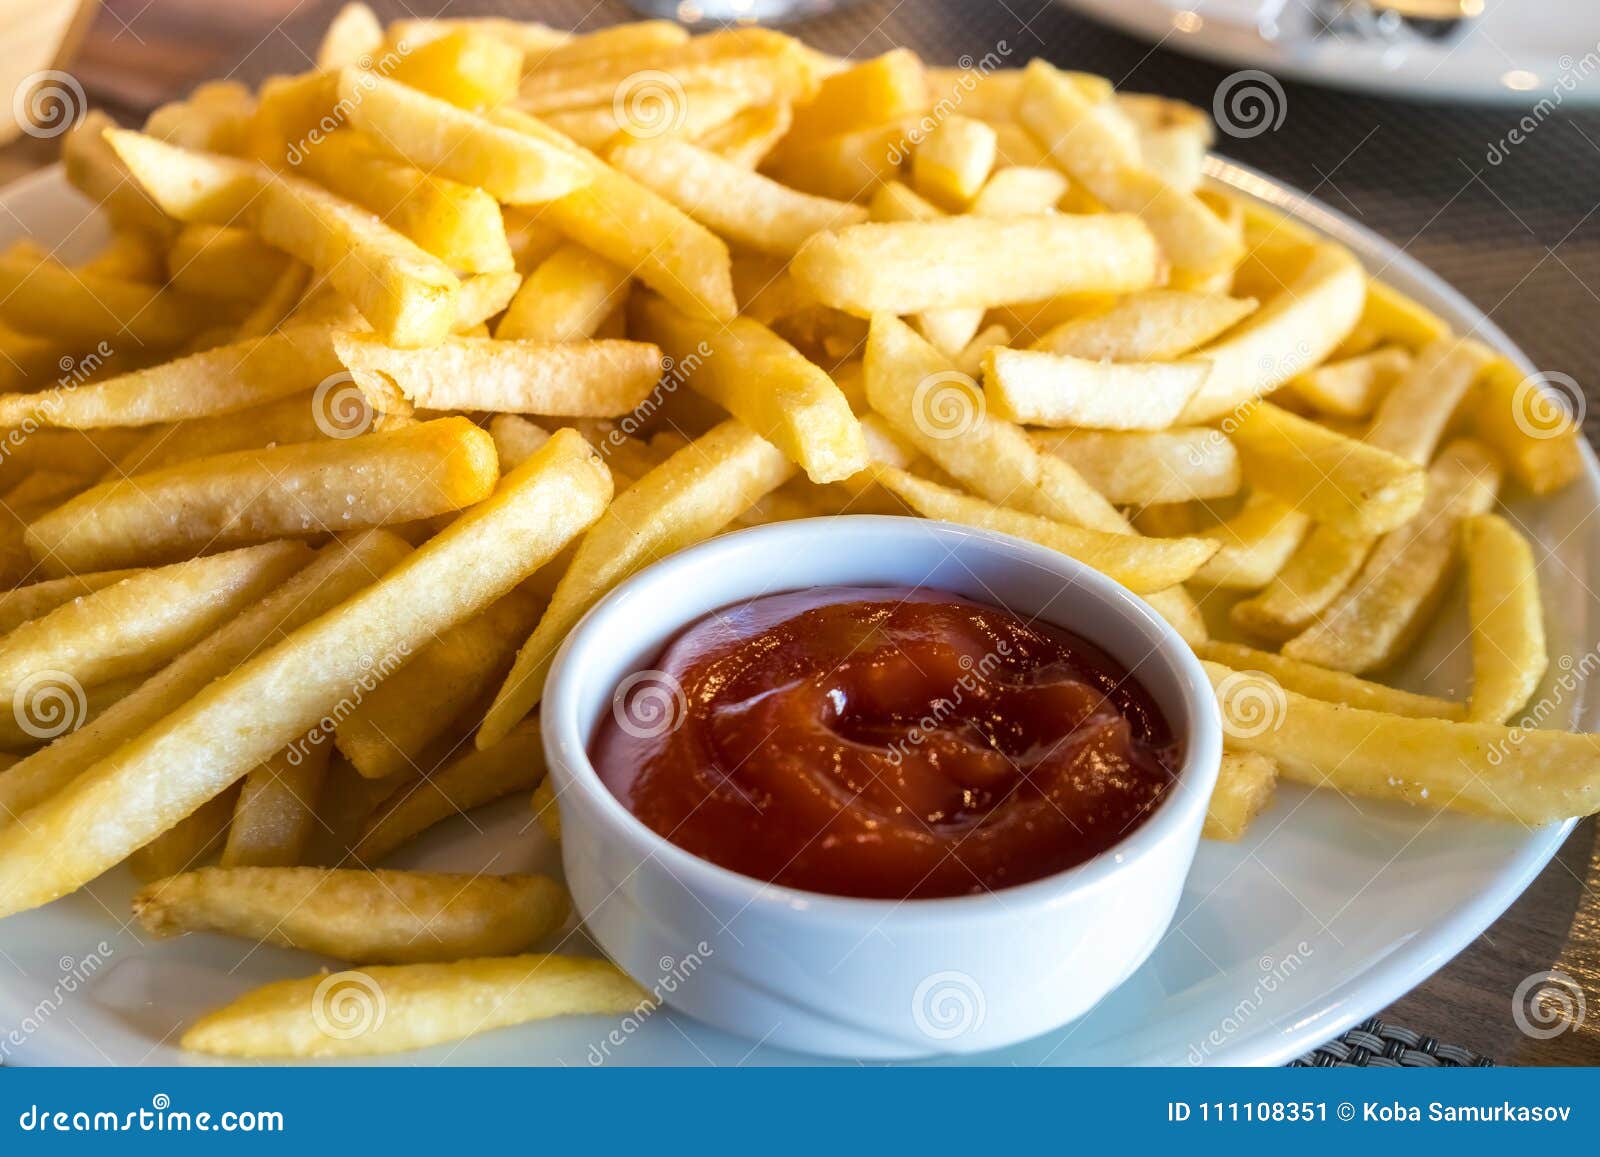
[246, 0, 1579, 1068]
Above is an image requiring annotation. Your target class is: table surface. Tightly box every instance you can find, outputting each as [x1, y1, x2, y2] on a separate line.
[4, 0, 1599, 1066]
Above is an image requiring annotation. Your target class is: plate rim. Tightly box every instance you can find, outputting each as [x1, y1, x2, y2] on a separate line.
[0, 161, 1587, 1067]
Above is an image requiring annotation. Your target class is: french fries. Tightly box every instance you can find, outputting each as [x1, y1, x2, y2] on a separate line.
[1199, 641, 1464, 719]
[27, 418, 499, 572]
[136, 868, 569, 964]
[1464, 513, 1547, 723]
[479, 421, 796, 746]
[1033, 289, 1256, 361]
[911, 115, 997, 209]
[1032, 428, 1241, 506]
[1363, 337, 1493, 464]
[182, 954, 648, 1058]
[221, 740, 330, 868]
[333, 334, 663, 417]
[983, 347, 1209, 429]
[792, 215, 1160, 315]
[1202, 753, 1277, 842]
[1189, 494, 1310, 591]
[496, 244, 629, 342]
[0, 430, 610, 916]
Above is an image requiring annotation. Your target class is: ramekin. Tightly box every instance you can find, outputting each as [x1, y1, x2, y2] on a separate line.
[541, 516, 1222, 1059]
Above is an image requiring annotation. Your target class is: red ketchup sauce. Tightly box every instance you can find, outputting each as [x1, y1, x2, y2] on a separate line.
[591, 586, 1181, 900]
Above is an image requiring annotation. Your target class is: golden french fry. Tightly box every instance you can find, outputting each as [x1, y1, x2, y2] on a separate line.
[80, 231, 166, 283]
[1190, 494, 1310, 590]
[1032, 427, 1241, 506]
[167, 224, 293, 300]
[336, 589, 543, 779]
[0, 542, 309, 705]
[695, 101, 794, 168]
[983, 347, 1209, 430]
[488, 415, 551, 470]
[1464, 513, 1547, 723]
[792, 215, 1159, 315]
[0, 430, 610, 916]
[1203, 752, 1277, 841]
[0, 532, 410, 827]
[1345, 279, 1452, 355]
[112, 392, 330, 477]
[354, 718, 548, 862]
[1180, 244, 1367, 422]
[782, 49, 927, 148]
[391, 16, 569, 56]
[63, 113, 176, 241]
[0, 325, 339, 429]
[607, 137, 866, 257]
[531, 776, 561, 843]
[181, 953, 649, 1058]
[1285, 346, 1410, 419]
[339, 72, 591, 204]
[1205, 660, 1600, 822]
[912, 115, 997, 209]
[955, 324, 1011, 378]
[1198, 641, 1464, 719]
[127, 786, 240, 882]
[333, 334, 662, 418]
[454, 272, 524, 330]
[969, 166, 1069, 217]
[1230, 524, 1376, 642]
[924, 67, 1031, 123]
[864, 180, 983, 359]
[0, 569, 143, 634]
[873, 465, 1216, 592]
[136, 868, 569, 964]
[480, 420, 796, 746]
[221, 740, 330, 868]
[0, 255, 206, 349]
[1019, 61, 1241, 278]
[104, 128, 265, 224]
[234, 263, 311, 339]
[864, 313, 1131, 533]
[1364, 337, 1493, 464]
[1283, 440, 1502, 673]
[766, 117, 917, 201]
[315, 2, 383, 70]
[1470, 355, 1585, 496]
[631, 295, 866, 484]
[1228, 401, 1426, 537]
[496, 243, 629, 342]
[0, 672, 146, 752]
[28, 418, 499, 573]
[1034, 289, 1257, 361]
[385, 28, 523, 109]
[293, 132, 515, 274]
[542, 85, 752, 151]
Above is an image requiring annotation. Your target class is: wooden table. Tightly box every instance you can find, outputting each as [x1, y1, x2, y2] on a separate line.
[4, 0, 1599, 1066]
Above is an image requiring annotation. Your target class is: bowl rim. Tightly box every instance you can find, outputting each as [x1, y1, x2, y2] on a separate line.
[541, 515, 1223, 923]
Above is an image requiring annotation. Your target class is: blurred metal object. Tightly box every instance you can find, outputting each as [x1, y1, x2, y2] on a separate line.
[1317, 0, 1479, 42]
[622, 0, 867, 25]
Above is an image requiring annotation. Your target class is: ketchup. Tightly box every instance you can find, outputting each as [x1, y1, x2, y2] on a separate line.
[591, 586, 1181, 900]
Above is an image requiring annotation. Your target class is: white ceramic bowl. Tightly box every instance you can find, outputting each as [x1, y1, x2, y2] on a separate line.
[541, 516, 1222, 1058]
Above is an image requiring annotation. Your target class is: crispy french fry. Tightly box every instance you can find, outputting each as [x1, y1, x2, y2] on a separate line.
[531, 776, 560, 843]
[80, 231, 166, 283]
[0, 672, 147, 752]
[766, 117, 916, 201]
[293, 132, 515, 274]
[969, 165, 1068, 217]
[1033, 289, 1256, 361]
[62, 113, 176, 241]
[1180, 244, 1367, 423]
[136, 868, 569, 963]
[1347, 279, 1452, 354]
[864, 314, 1131, 533]
[1363, 337, 1493, 464]
[1285, 346, 1410, 419]
[0, 543, 309, 706]
[339, 72, 591, 204]
[1190, 494, 1310, 590]
[315, 2, 383, 70]
[1283, 441, 1502, 673]
[181, 954, 648, 1058]
[1032, 428, 1241, 506]
[864, 180, 983, 359]
[488, 415, 550, 470]
[126, 786, 240, 881]
[334, 334, 662, 418]
[1470, 355, 1585, 496]
[112, 392, 330, 476]
[480, 421, 796, 745]
[983, 347, 1209, 430]
[354, 718, 548, 862]
[1202, 752, 1277, 841]
[221, 740, 330, 868]
[542, 85, 752, 151]
[632, 295, 866, 484]
[955, 324, 1011, 378]
[1198, 641, 1464, 719]
[792, 215, 1159, 315]
[695, 101, 793, 168]
[336, 589, 543, 779]
[873, 465, 1216, 592]
[1205, 660, 1600, 822]
[1229, 524, 1376, 642]
[0, 569, 143, 634]
[1019, 61, 1241, 279]
[167, 224, 292, 300]
[391, 17, 569, 57]
[104, 128, 264, 224]
[385, 28, 523, 109]
[782, 49, 928, 147]
[0, 532, 410, 827]
[1464, 513, 1547, 723]
[1228, 401, 1426, 537]
[0, 325, 340, 430]
[495, 243, 629, 342]
[0, 256, 206, 349]
[28, 418, 498, 573]
[608, 137, 866, 257]
[0, 430, 610, 916]
[912, 115, 997, 209]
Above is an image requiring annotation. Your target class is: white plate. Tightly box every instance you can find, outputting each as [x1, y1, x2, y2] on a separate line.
[0, 160, 1591, 1067]
[1057, 0, 1600, 106]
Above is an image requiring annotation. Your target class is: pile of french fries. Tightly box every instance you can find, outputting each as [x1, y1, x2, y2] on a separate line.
[0, 4, 1593, 1058]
